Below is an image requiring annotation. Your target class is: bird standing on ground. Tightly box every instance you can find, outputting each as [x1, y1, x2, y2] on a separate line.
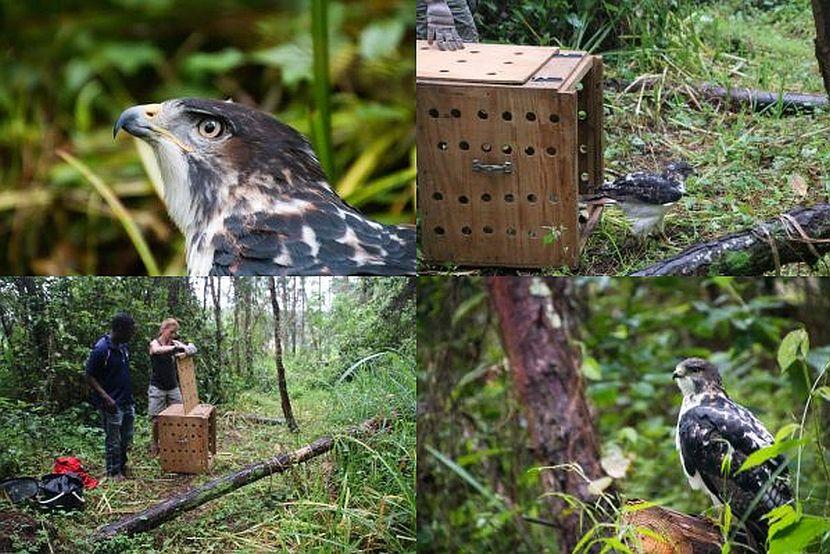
[114, 98, 415, 276]
[673, 358, 793, 550]
[584, 161, 694, 239]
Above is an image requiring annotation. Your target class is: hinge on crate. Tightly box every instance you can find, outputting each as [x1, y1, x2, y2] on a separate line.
[472, 159, 513, 175]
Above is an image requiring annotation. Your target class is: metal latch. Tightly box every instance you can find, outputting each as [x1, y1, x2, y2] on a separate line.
[472, 159, 513, 175]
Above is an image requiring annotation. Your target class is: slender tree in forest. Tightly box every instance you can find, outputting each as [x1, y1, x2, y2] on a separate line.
[269, 277, 299, 432]
[487, 277, 613, 553]
[209, 277, 224, 398]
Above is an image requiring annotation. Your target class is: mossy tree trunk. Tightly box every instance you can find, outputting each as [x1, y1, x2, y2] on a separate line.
[813, 0, 830, 95]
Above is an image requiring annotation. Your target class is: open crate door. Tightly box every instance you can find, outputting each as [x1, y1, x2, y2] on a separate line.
[176, 356, 199, 414]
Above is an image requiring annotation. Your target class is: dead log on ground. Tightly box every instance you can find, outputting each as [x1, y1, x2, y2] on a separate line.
[631, 204, 830, 276]
[604, 78, 828, 113]
[90, 416, 390, 541]
[226, 412, 285, 425]
[622, 502, 759, 553]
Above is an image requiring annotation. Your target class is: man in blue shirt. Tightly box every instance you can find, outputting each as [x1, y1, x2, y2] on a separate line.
[85, 313, 136, 481]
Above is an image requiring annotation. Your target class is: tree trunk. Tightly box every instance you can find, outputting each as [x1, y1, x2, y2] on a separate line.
[486, 277, 612, 553]
[233, 281, 241, 377]
[91, 416, 388, 541]
[813, 0, 830, 95]
[631, 204, 830, 276]
[209, 277, 223, 397]
[269, 277, 299, 432]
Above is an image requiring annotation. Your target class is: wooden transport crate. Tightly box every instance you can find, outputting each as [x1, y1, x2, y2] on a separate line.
[417, 41, 604, 268]
[158, 356, 216, 474]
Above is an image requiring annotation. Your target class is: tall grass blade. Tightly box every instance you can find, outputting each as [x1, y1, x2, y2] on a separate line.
[311, 0, 334, 181]
[56, 150, 160, 275]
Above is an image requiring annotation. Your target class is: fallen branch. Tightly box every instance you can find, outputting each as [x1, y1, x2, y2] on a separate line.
[605, 78, 828, 113]
[632, 204, 830, 276]
[90, 415, 390, 541]
[225, 412, 285, 426]
[622, 503, 759, 553]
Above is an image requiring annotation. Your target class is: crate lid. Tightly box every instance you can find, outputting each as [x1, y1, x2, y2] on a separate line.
[417, 40, 559, 84]
[176, 356, 199, 414]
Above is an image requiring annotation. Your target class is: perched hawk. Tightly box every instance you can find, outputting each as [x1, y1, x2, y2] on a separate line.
[113, 98, 415, 276]
[673, 358, 793, 549]
[584, 161, 693, 238]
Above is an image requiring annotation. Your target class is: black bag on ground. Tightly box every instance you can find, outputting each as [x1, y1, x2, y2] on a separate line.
[0, 477, 40, 503]
[37, 473, 85, 511]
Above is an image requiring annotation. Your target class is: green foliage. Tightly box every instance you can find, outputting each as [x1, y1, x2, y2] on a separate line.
[0, 276, 415, 552]
[0, 0, 415, 274]
[418, 277, 830, 552]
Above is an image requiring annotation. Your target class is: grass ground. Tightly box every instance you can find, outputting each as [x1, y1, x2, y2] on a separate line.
[419, 0, 830, 275]
[0, 360, 415, 553]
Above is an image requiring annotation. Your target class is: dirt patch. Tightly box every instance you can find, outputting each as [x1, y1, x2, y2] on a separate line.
[0, 511, 49, 553]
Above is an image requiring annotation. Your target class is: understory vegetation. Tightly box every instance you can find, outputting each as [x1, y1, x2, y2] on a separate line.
[0, 276, 415, 552]
[422, 0, 830, 275]
[0, 0, 415, 275]
[418, 277, 830, 552]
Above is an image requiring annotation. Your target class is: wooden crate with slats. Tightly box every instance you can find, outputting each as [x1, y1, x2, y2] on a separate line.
[417, 41, 604, 268]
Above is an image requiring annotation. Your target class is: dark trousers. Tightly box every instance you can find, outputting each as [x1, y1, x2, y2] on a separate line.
[100, 404, 135, 476]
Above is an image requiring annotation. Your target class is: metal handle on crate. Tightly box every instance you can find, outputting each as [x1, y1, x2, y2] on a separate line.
[472, 159, 513, 175]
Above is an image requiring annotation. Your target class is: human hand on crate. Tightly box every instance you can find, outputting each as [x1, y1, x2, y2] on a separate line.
[427, 0, 464, 51]
[172, 340, 197, 358]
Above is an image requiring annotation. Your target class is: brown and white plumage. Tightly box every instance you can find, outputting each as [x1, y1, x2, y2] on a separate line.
[114, 98, 415, 276]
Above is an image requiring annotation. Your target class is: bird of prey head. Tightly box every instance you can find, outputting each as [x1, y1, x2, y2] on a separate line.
[114, 98, 415, 275]
[672, 357, 723, 396]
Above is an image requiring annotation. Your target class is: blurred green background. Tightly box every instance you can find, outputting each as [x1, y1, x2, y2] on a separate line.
[0, 0, 415, 275]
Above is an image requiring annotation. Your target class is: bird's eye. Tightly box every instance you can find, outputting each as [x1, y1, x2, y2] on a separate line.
[198, 118, 223, 139]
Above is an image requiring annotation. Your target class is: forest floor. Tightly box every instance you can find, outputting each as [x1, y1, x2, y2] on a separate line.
[419, 0, 830, 276]
[0, 373, 414, 553]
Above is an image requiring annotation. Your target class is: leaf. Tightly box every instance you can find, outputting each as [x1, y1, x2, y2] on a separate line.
[183, 48, 244, 75]
[765, 503, 801, 539]
[768, 514, 830, 554]
[736, 438, 809, 474]
[251, 40, 313, 86]
[774, 423, 801, 442]
[587, 476, 612, 495]
[600, 444, 630, 478]
[581, 356, 602, 380]
[814, 386, 830, 402]
[359, 19, 405, 60]
[788, 174, 808, 200]
[778, 329, 809, 372]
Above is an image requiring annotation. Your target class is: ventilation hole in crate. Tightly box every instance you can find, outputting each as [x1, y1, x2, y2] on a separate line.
[503, 61, 514, 65]
[501, 144, 512, 154]
[514, 51, 524, 55]
[438, 141, 448, 150]
[546, 147, 557, 156]
[481, 193, 492, 202]
[478, 110, 488, 119]
[549, 114, 560, 123]
[428, 108, 439, 118]
[483, 226, 494, 234]
[481, 143, 492, 152]
[527, 193, 538, 203]
[420, 46, 430, 50]
[456, 59, 467, 63]
[434, 226, 445, 235]
[439, 69, 449, 73]
[458, 195, 469, 204]
[470, 50, 480, 53]
[502, 111, 512, 121]
[579, 144, 588, 154]
[578, 110, 588, 120]
[576, 82, 584, 91]
[581, 172, 590, 182]
[487, 72, 497, 76]
[432, 192, 443, 201]
[549, 192, 559, 203]
[525, 146, 535, 156]
[528, 230, 538, 238]
[504, 193, 515, 203]
[507, 227, 517, 236]
[459, 141, 470, 150]
[461, 226, 472, 235]
[451, 108, 461, 118]
[526, 112, 536, 121]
